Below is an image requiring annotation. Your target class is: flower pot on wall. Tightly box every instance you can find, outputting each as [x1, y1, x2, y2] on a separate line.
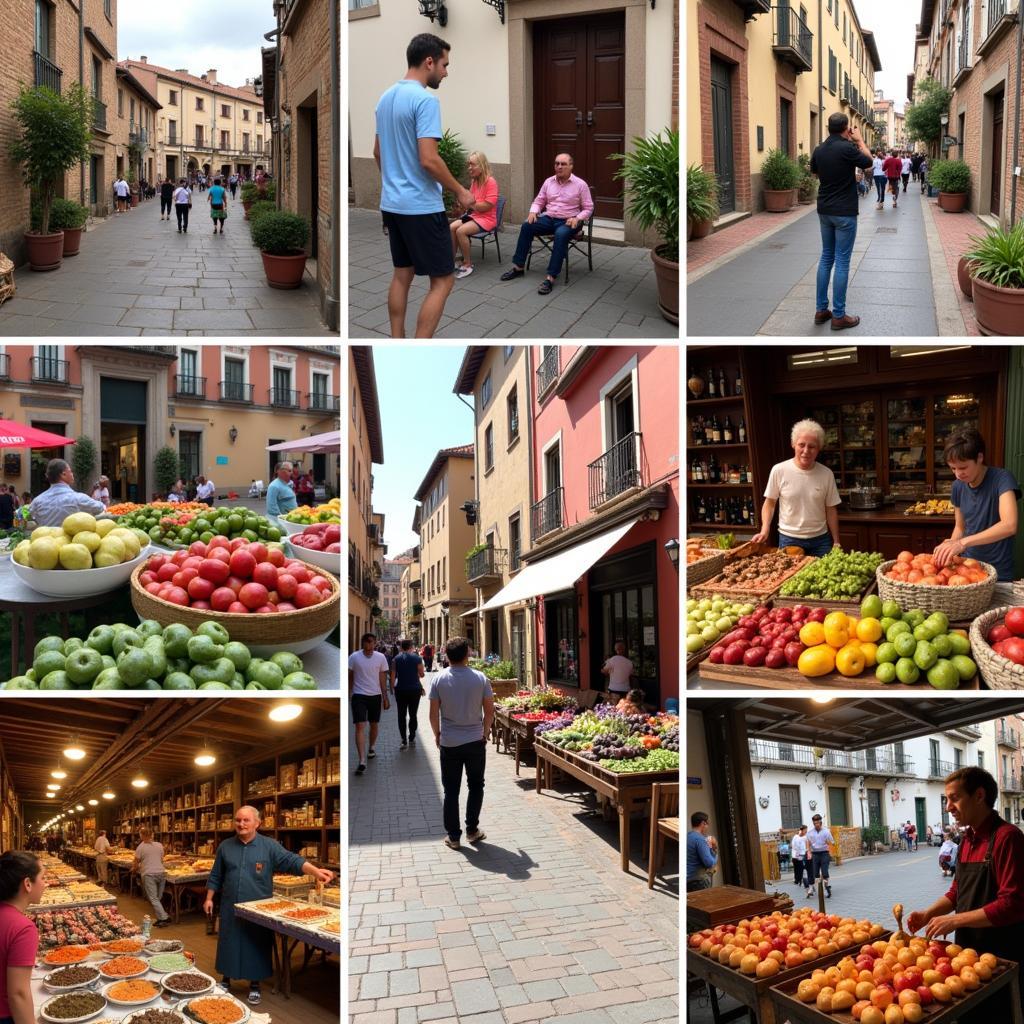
[24, 231, 63, 272]
[763, 189, 793, 212]
[971, 277, 1024, 336]
[938, 191, 968, 213]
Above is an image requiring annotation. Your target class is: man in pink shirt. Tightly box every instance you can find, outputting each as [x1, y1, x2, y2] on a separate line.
[500, 153, 594, 294]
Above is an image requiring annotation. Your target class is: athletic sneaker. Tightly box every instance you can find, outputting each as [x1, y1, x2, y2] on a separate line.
[355, 763, 366, 775]
[455, 265, 475, 279]
[248, 989, 261, 1005]
[368, 748, 376, 759]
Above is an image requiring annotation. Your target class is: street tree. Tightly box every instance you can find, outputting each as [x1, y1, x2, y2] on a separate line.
[905, 77, 952, 146]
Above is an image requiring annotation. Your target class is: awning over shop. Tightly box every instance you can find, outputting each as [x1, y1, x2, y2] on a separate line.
[266, 430, 340, 454]
[479, 517, 639, 612]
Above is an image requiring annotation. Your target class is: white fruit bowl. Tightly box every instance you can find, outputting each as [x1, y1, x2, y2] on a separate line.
[284, 539, 342, 576]
[275, 516, 307, 535]
[11, 546, 151, 598]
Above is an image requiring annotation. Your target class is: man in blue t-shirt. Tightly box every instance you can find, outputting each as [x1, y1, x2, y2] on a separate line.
[934, 429, 1020, 582]
[686, 812, 718, 893]
[391, 638, 425, 748]
[375, 33, 475, 340]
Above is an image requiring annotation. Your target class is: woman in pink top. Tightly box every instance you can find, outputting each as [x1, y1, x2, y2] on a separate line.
[0, 852, 45, 1024]
[449, 151, 499, 280]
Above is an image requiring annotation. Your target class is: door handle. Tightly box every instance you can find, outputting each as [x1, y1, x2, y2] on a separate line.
[575, 110, 583, 128]
[587, 110, 594, 127]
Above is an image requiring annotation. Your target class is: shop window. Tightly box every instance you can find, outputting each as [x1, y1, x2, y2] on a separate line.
[545, 597, 578, 685]
[508, 514, 521, 571]
[507, 386, 519, 443]
[178, 431, 201, 485]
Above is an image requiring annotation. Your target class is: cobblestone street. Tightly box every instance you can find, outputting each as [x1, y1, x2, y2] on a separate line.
[349, 678, 679, 1024]
[0, 201, 332, 336]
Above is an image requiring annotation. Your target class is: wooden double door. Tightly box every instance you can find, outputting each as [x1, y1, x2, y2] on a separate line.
[533, 13, 626, 221]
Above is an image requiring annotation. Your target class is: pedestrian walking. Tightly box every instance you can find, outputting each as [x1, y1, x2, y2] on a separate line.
[173, 179, 192, 233]
[911, 151, 923, 182]
[920, 157, 929, 194]
[907, 821, 918, 850]
[901, 153, 912, 193]
[208, 177, 228, 235]
[375, 33, 475, 339]
[686, 812, 718, 893]
[872, 150, 887, 208]
[883, 150, 903, 208]
[428, 635, 493, 850]
[791, 824, 811, 889]
[421, 642, 434, 672]
[938, 832, 957, 877]
[114, 176, 130, 215]
[229, 173, 238, 200]
[348, 632, 390, 776]
[808, 113, 872, 332]
[133, 828, 170, 928]
[159, 178, 174, 221]
[807, 813, 833, 898]
[392, 638, 425, 748]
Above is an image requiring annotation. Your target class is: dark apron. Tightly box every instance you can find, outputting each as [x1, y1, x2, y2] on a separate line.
[954, 816, 1024, 1023]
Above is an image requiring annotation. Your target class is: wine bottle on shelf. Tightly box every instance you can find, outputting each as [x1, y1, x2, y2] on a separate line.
[735, 369, 743, 396]
[738, 417, 747, 444]
[742, 498, 752, 525]
[697, 494, 707, 521]
[692, 416, 704, 446]
[718, 367, 728, 397]
[703, 416, 714, 445]
[708, 454, 719, 483]
[706, 367, 717, 398]
[691, 458, 702, 482]
[723, 415, 734, 443]
[716, 498, 727, 524]
[711, 415, 722, 444]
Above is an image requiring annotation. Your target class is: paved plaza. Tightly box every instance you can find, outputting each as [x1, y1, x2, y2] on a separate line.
[0, 200, 332, 336]
[349, 673, 679, 1024]
[348, 209, 679, 339]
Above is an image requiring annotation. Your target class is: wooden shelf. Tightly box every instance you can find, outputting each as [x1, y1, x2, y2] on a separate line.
[689, 443, 750, 451]
[688, 482, 754, 489]
[690, 522, 756, 532]
[686, 395, 746, 408]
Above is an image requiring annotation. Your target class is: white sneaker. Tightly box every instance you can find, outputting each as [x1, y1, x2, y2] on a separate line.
[455, 265, 475, 279]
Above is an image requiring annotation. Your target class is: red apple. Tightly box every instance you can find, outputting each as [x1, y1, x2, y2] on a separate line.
[743, 647, 767, 667]
[988, 624, 1012, 645]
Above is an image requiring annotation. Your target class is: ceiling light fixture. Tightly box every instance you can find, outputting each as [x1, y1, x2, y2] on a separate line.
[88, 799, 98, 806]
[131, 775, 148, 789]
[46, 784, 61, 791]
[63, 738, 86, 760]
[102, 791, 115, 800]
[268, 702, 303, 722]
[51, 765, 67, 779]
[75, 805, 84, 811]
[194, 739, 216, 767]
[46, 793, 55, 799]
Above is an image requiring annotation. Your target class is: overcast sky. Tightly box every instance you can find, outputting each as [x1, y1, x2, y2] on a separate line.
[854, 0, 921, 111]
[118, 1, 275, 89]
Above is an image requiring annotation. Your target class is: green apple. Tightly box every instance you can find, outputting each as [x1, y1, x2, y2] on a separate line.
[117, 648, 154, 687]
[65, 648, 104, 687]
[86, 625, 115, 655]
[112, 629, 143, 658]
[876, 642, 899, 665]
[886, 621, 911, 642]
[33, 650, 66, 681]
[926, 659, 960, 691]
[882, 600, 902, 619]
[951, 655, 978, 681]
[895, 658, 920, 685]
[245, 660, 284, 690]
[269, 651, 303, 676]
[894, 634, 917, 659]
[162, 623, 193, 659]
[931, 634, 953, 658]
[39, 670, 73, 690]
[136, 619, 163, 640]
[913, 641, 938, 671]
[282, 671, 317, 690]
[34, 636, 64, 659]
[948, 633, 971, 657]
[163, 672, 196, 690]
[875, 663, 898, 684]
[93, 667, 126, 690]
[860, 595, 883, 619]
[187, 635, 224, 664]
[197, 621, 230, 645]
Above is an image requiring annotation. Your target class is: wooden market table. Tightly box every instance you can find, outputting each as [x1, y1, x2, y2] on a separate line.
[163, 871, 211, 924]
[533, 736, 678, 873]
[686, 884, 792, 932]
[234, 900, 339, 998]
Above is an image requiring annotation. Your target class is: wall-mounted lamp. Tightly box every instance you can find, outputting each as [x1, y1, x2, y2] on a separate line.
[664, 538, 680, 570]
[418, 0, 447, 27]
[758, 795, 770, 809]
[229, 425, 238, 444]
[169, 423, 176, 437]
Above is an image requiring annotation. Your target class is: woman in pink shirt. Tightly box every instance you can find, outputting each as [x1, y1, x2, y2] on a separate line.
[449, 151, 499, 280]
[0, 852, 45, 1024]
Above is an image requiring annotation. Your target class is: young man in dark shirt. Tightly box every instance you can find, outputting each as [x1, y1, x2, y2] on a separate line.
[809, 112, 873, 331]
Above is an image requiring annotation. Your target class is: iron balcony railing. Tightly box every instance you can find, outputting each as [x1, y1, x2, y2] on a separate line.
[168, 132, 178, 146]
[268, 387, 300, 408]
[531, 487, 564, 539]
[129, 124, 149, 146]
[31, 357, 69, 384]
[957, 32, 971, 73]
[536, 348, 559, 395]
[307, 392, 339, 413]
[773, 5, 813, 71]
[219, 380, 253, 403]
[174, 375, 206, 398]
[92, 98, 107, 131]
[0, 354, 9, 379]
[989, 0, 1010, 34]
[929, 759, 958, 779]
[411, 602, 423, 615]
[467, 547, 506, 583]
[34, 51, 62, 93]
[998, 724, 1018, 746]
[588, 432, 642, 509]
[1002, 774, 1023, 792]
[362, 579, 379, 600]
[748, 739, 914, 776]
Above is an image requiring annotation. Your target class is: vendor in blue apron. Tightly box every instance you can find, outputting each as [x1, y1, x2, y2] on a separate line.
[906, 767, 1024, 1022]
[203, 805, 334, 1006]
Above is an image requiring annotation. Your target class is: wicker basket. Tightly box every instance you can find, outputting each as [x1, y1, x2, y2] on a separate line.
[875, 559, 997, 619]
[128, 560, 340, 645]
[0, 253, 14, 307]
[685, 550, 726, 587]
[969, 606, 1023, 690]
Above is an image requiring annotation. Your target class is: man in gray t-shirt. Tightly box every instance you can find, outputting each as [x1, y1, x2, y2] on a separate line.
[133, 827, 170, 925]
[428, 636, 494, 849]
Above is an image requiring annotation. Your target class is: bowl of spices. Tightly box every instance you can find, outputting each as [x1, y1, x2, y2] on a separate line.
[39, 989, 107, 1023]
[148, 952, 194, 973]
[103, 979, 161, 1005]
[98, 955, 149, 979]
[120, 1010, 187, 1024]
[43, 965, 102, 992]
[161, 971, 216, 997]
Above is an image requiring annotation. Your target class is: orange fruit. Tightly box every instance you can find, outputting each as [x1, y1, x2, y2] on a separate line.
[859, 642, 878, 667]
[856, 618, 883, 642]
[798, 644, 837, 677]
[799, 621, 826, 647]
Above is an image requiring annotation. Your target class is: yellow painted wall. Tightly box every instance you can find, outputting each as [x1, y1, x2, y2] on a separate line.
[686, 1, 702, 168]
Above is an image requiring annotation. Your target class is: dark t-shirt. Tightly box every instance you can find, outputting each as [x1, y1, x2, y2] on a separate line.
[951, 465, 1022, 581]
[393, 651, 424, 692]
[160, 181, 174, 200]
[810, 135, 872, 217]
[0, 493, 13, 529]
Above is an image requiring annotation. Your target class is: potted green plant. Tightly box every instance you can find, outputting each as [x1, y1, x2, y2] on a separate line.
[8, 83, 93, 271]
[247, 200, 276, 232]
[251, 210, 310, 289]
[437, 129, 468, 212]
[613, 129, 679, 324]
[760, 149, 800, 212]
[796, 153, 818, 205]
[686, 163, 719, 241]
[48, 198, 88, 257]
[927, 159, 971, 212]
[963, 222, 1024, 336]
[240, 181, 259, 219]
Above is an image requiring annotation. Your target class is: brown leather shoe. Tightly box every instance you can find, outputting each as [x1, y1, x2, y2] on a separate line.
[831, 314, 861, 331]
[814, 309, 832, 325]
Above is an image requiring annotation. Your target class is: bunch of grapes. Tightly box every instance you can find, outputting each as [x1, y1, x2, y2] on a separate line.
[590, 732, 643, 760]
[660, 726, 679, 752]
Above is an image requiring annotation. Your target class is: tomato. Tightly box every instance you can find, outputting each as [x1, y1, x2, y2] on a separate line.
[266, 547, 286, 567]
[156, 563, 178, 583]
[239, 582, 269, 610]
[294, 583, 322, 608]
[255, 604, 278, 614]
[190, 600, 211, 610]
[248, 543, 269, 564]
[210, 587, 236, 612]
[208, 536, 231, 550]
[188, 541, 207, 557]
[172, 568, 199, 589]
[229, 537, 248, 551]
[276, 573, 298, 599]
[227, 602, 249, 614]
[252, 562, 278, 591]
[1004, 608, 1024, 637]
[207, 547, 232, 565]
[199, 558, 231, 585]
[140, 571, 156, 587]
[164, 586, 189, 606]
[182, 556, 204, 572]
[187, 576, 215, 601]
[228, 549, 257, 579]
[145, 582, 163, 595]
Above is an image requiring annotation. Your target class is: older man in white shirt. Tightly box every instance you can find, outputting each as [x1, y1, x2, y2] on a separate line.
[30, 459, 105, 527]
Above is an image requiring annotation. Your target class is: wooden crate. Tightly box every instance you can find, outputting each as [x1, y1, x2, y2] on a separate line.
[698, 661, 981, 692]
[690, 550, 816, 605]
[686, 884, 789, 929]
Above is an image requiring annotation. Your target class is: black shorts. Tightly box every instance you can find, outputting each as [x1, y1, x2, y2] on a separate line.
[351, 693, 382, 724]
[458, 213, 484, 231]
[382, 211, 455, 277]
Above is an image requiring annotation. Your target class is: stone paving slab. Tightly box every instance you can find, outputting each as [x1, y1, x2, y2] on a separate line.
[347, 207, 677, 339]
[0, 201, 331, 336]
[349, 672, 678, 1024]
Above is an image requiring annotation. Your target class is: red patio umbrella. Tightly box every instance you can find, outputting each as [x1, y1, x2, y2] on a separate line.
[0, 420, 76, 447]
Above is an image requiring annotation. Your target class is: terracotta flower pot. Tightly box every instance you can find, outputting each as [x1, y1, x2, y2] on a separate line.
[689, 218, 713, 240]
[61, 227, 83, 258]
[938, 191, 968, 213]
[971, 276, 1024, 336]
[243, 199, 253, 221]
[764, 189, 794, 213]
[260, 250, 307, 290]
[957, 255, 976, 300]
[651, 247, 678, 325]
[24, 231, 64, 272]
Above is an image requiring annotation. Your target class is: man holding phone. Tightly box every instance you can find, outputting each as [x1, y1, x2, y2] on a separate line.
[808, 112, 873, 331]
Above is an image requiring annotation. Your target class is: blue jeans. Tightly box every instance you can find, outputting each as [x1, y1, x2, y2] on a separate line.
[816, 214, 857, 318]
[874, 175, 886, 202]
[141, 873, 169, 922]
[779, 531, 833, 557]
[512, 215, 578, 278]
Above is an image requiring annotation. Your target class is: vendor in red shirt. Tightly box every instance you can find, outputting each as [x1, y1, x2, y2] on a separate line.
[906, 766, 1024, 1020]
[0, 851, 47, 1024]
[882, 150, 903, 209]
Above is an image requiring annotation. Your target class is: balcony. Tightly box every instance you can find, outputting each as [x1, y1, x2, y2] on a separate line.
[1002, 774, 1024, 794]
[840, 81, 850, 106]
[174, 375, 206, 399]
[92, 98, 107, 131]
[531, 487, 564, 539]
[368, 523, 379, 541]
[33, 51, 62, 93]
[0, 354, 9, 380]
[268, 388, 300, 409]
[536, 348, 559, 397]
[748, 740, 914, 777]
[588, 432, 642, 510]
[307, 392, 339, 413]
[773, 5, 813, 73]
[730, 0, 770, 18]
[928, 759, 958, 780]
[998, 724, 1018, 748]
[953, 33, 972, 85]
[31, 357, 69, 384]
[362, 579, 379, 600]
[467, 547, 506, 584]
[412, 602, 423, 615]
[129, 124, 149, 146]
[168, 133, 178, 146]
[980, 0, 1019, 58]
[409, 578, 421, 590]
[219, 381, 253, 403]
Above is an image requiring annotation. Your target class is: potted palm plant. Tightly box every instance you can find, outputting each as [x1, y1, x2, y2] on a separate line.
[963, 222, 1024, 336]
[8, 83, 92, 271]
[251, 210, 310, 289]
[48, 198, 88, 257]
[761, 149, 800, 212]
[686, 163, 719, 241]
[797, 153, 818, 205]
[928, 159, 971, 213]
[613, 128, 679, 324]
